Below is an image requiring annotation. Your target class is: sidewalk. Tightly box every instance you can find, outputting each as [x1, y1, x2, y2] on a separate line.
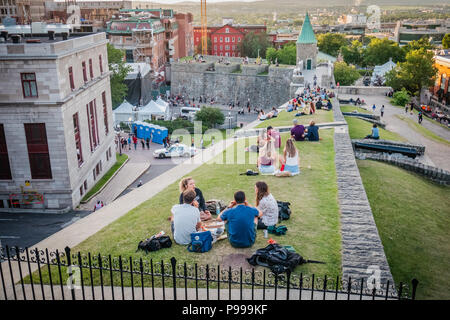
[339, 94, 450, 172]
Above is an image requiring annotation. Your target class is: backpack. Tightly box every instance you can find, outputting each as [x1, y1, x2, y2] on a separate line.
[187, 231, 213, 253]
[240, 169, 259, 176]
[137, 235, 172, 254]
[267, 225, 288, 236]
[247, 243, 324, 274]
[277, 201, 291, 221]
[205, 199, 227, 215]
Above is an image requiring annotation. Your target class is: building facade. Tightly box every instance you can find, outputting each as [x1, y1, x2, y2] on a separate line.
[431, 54, 450, 113]
[296, 13, 318, 71]
[0, 32, 115, 211]
[194, 18, 267, 57]
[394, 19, 450, 45]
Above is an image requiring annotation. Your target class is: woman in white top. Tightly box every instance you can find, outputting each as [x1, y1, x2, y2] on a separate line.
[281, 138, 300, 176]
[255, 181, 279, 229]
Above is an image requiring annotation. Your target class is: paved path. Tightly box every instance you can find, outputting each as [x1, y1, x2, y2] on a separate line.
[339, 94, 450, 172]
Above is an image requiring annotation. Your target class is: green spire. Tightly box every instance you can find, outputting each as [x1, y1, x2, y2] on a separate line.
[297, 12, 317, 44]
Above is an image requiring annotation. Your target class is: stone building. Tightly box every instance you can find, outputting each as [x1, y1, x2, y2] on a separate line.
[296, 12, 318, 71]
[0, 32, 115, 211]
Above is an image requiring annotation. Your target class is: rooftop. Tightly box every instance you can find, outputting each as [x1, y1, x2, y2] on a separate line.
[297, 12, 317, 44]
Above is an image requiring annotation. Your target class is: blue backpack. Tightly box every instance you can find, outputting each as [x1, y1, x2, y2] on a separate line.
[187, 231, 213, 253]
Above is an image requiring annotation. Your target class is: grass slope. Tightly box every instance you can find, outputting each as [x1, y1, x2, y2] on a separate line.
[345, 117, 406, 142]
[358, 160, 450, 300]
[395, 115, 450, 146]
[27, 130, 342, 287]
[255, 109, 334, 129]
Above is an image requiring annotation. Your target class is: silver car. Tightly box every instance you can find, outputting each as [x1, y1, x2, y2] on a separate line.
[153, 144, 198, 159]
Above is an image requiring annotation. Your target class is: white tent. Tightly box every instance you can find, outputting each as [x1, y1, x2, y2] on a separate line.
[156, 97, 169, 108]
[113, 100, 136, 125]
[137, 100, 168, 121]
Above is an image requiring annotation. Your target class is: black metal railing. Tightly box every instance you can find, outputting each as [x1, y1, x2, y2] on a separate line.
[0, 246, 419, 301]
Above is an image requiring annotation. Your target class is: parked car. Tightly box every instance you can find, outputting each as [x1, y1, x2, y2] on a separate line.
[153, 144, 198, 159]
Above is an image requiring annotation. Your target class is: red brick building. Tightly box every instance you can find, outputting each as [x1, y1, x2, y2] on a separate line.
[194, 19, 266, 57]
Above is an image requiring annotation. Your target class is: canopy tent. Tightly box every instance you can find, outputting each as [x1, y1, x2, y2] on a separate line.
[137, 100, 169, 121]
[156, 97, 169, 108]
[113, 100, 135, 125]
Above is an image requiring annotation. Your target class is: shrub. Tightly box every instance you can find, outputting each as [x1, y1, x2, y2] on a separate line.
[391, 88, 410, 107]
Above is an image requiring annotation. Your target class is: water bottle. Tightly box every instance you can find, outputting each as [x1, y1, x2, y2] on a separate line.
[216, 203, 220, 215]
[157, 231, 165, 238]
[264, 229, 268, 239]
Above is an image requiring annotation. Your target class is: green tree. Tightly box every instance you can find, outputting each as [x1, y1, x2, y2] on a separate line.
[341, 40, 364, 67]
[266, 42, 296, 65]
[239, 32, 272, 58]
[194, 107, 225, 129]
[363, 38, 405, 67]
[403, 37, 435, 54]
[442, 33, 450, 49]
[391, 88, 410, 107]
[195, 38, 212, 55]
[334, 61, 361, 86]
[385, 48, 437, 96]
[107, 43, 132, 109]
[266, 47, 280, 64]
[317, 33, 348, 57]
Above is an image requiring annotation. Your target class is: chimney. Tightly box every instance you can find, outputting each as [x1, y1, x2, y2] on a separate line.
[61, 32, 69, 40]
[11, 35, 21, 44]
[1, 31, 8, 41]
[48, 30, 55, 41]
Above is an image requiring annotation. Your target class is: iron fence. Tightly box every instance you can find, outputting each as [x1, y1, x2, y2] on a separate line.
[0, 246, 419, 301]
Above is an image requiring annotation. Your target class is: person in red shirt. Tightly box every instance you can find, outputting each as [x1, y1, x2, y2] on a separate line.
[132, 135, 138, 150]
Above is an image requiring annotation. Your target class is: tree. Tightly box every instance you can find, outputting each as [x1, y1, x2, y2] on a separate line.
[391, 88, 410, 107]
[317, 33, 348, 57]
[195, 38, 212, 55]
[385, 48, 437, 96]
[194, 107, 225, 129]
[340, 40, 364, 67]
[266, 42, 296, 65]
[107, 43, 132, 109]
[403, 37, 435, 54]
[442, 33, 450, 49]
[363, 38, 405, 67]
[334, 61, 361, 86]
[239, 32, 272, 58]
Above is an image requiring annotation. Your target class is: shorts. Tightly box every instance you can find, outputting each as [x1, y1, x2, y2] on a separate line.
[284, 164, 300, 175]
[259, 165, 275, 175]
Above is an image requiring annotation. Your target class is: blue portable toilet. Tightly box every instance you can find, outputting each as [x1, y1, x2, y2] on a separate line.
[143, 123, 152, 140]
[152, 125, 168, 144]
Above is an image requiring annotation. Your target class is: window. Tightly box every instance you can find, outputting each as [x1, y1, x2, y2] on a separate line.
[214, 45, 217, 50]
[89, 58, 94, 79]
[69, 66, 75, 90]
[93, 168, 96, 181]
[95, 161, 102, 176]
[225, 37, 230, 43]
[99, 55, 103, 73]
[82, 61, 88, 83]
[220, 45, 223, 50]
[232, 37, 235, 42]
[21, 73, 38, 98]
[225, 28, 229, 33]
[86, 100, 99, 152]
[106, 150, 109, 162]
[102, 92, 109, 135]
[0, 124, 12, 180]
[73, 113, 83, 166]
[108, 147, 112, 159]
[220, 37, 223, 42]
[80, 186, 84, 197]
[238, 37, 241, 42]
[84, 180, 88, 191]
[225, 45, 230, 50]
[24, 123, 52, 179]
[214, 37, 217, 43]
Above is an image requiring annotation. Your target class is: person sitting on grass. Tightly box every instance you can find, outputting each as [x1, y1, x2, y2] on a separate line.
[267, 126, 281, 149]
[364, 123, 380, 140]
[258, 110, 267, 120]
[170, 189, 203, 245]
[277, 138, 300, 176]
[305, 120, 320, 141]
[291, 119, 305, 141]
[217, 191, 262, 248]
[179, 177, 212, 221]
[255, 181, 278, 229]
[257, 139, 278, 175]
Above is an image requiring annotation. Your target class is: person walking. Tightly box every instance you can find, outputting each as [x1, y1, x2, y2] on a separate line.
[405, 104, 408, 113]
[372, 104, 376, 113]
[146, 137, 150, 149]
[380, 105, 385, 117]
[140, 139, 145, 149]
[418, 111, 423, 124]
[127, 136, 132, 150]
[132, 135, 138, 150]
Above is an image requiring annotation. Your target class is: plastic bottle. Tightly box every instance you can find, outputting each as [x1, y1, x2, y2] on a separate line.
[156, 231, 165, 238]
[216, 203, 220, 215]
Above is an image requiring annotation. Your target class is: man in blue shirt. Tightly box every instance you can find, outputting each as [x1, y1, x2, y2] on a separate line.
[305, 120, 320, 141]
[217, 191, 262, 248]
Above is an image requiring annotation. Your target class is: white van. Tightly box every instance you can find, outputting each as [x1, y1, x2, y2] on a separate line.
[180, 107, 201, 121]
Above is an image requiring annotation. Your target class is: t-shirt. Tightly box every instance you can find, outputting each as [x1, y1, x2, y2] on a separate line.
[179, 187, 206, 212]
[291, 125, 305, 141]
[220, 205, 259, 248]
[306, 125, 319, 141]
[171, 204, 201, 245]
[257, 194, 278, 227]
[372, 127, 379, 138]
[268, 130, 281, 148]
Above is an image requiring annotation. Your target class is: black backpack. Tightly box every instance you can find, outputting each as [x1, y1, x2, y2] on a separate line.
[277, 201, 291, 221]
[137, 235, 172, 254]
[247, 243, 324, 274]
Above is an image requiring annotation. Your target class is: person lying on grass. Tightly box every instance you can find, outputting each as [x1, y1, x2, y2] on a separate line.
[170, 189, 203, 245]
[179, 177, 212, 221]
[217, 191, 262, 248]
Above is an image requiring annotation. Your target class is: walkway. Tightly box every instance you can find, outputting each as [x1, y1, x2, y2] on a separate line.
[339, 94, 450, 172]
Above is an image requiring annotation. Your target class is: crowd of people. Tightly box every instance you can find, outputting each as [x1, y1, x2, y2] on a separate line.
[286, 86, 334, 116]
[170, 178, 280, 249]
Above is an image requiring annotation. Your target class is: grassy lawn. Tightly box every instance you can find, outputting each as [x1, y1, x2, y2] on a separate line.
[340, 105, 373, 114]
[81, 153, 129, 202]
[175, 129, 227, 149]
[395, 114, 450, 146]
[345, 116, 406, 142]
[255, 109, 334, 129]
[357, 160, 450, 300]
[27, 130, 342, 287]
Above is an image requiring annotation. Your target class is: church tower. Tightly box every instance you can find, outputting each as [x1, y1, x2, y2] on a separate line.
[296, 12, 318, 70]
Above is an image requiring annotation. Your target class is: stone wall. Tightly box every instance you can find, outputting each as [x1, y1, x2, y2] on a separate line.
[171, 62, 293, 108]
[338, 86, 392, 96]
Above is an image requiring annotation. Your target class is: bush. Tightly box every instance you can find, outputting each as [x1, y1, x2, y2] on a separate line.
[391, 88, 410, 107]
[334, 61, 361, 86]
[194, 107, 225, 129]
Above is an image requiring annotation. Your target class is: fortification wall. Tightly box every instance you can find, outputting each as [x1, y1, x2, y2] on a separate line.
[171, 62, 294, 108]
